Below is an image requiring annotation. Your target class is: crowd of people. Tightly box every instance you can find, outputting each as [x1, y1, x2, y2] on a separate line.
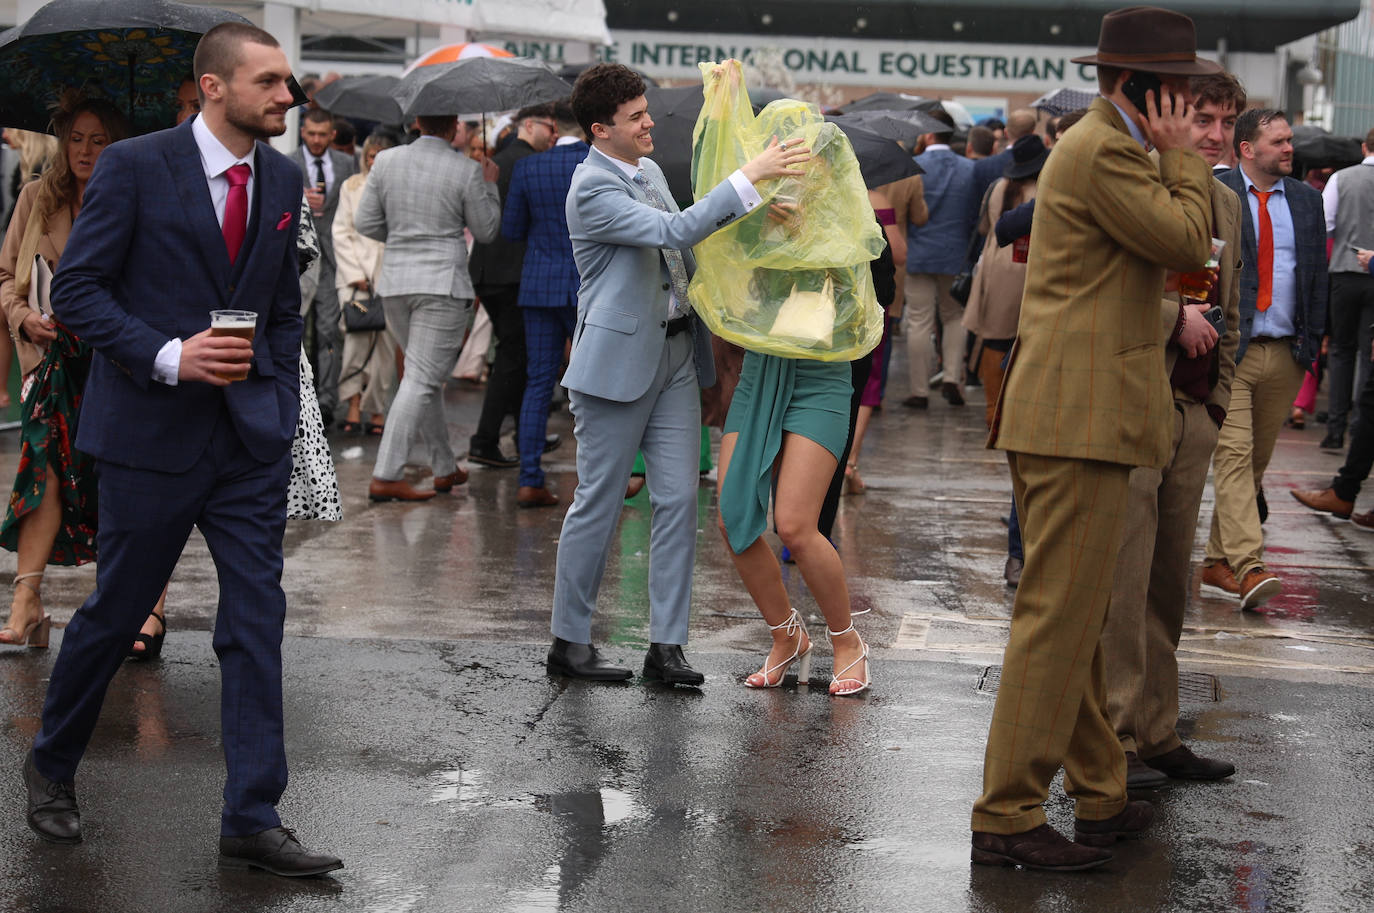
[0, 0, 1370, 883]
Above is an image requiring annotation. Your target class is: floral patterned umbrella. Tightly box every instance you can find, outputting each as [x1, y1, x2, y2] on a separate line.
[0, 0, 254, 135]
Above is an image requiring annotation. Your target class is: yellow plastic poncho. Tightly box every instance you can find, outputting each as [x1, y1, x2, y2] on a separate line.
[687, 60, 885, 362]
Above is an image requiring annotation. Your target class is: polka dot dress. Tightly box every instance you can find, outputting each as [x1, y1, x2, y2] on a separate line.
[288, 349, 341, 521]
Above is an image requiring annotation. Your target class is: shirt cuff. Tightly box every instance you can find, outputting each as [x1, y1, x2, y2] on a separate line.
[727, 170, 763, 211]
[152, 338, 181, 386]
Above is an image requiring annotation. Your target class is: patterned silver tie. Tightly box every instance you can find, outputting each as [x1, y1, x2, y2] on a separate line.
[633, 170, 692, 317]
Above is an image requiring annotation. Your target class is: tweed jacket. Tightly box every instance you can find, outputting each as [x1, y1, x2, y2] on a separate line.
[990, 97, 1213, 470]
[0, 180, 71, 375]
[502, 139, 588, 310]
[354, 136, 501, 300]
[1218, 168, 1326, 368]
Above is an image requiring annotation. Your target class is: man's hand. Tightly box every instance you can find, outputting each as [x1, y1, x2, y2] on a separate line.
[1137, 88, 1194, 154]
[481, 155, 499, 183]
[1177, 303, 1218, 358]
[349, 279, 370, 292]
[20, 310, 57, 347]
[178, 328, 252, 386]
[304, 185, 325, 216]
[740, 136, 810, 184]
[1356, 248, 1373, 271]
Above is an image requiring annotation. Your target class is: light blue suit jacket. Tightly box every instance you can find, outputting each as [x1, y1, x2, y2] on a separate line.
[562, 149, 746, 403]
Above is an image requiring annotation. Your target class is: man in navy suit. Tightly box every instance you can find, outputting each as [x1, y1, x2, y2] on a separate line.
[1201, 109, 1326, 609]
[502, 102, 588, 507]
[22, 23, 342, 877]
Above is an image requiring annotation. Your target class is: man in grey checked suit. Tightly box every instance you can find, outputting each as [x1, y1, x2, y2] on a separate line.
[291, 107, 357, 426]
[356, 115, 501, 502]
[548, 63, 808, 684]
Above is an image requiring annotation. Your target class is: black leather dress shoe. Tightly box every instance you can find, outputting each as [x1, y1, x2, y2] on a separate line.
[468, 445, 518, 468]
[24, 750, 80, 844]
[1143, 744, 1235, 780]
[643, 643, 705, 686]
[547, 638, 632, 681]
[544, 433, 562, 454]
[219, 826, 344, 877]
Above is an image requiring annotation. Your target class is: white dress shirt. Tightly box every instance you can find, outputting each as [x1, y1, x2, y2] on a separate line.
[1321, 155, 1374, 233]
[307, 149, 334, 195]
[152, 115, 258, 385]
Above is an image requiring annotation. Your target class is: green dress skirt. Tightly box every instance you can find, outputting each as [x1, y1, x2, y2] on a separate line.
[720, 350, 851, 554]
[0, 324, 97, 566]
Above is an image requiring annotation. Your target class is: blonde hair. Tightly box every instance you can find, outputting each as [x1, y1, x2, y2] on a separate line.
[33, 96, 130, 230]
[8, 130, 57, 185]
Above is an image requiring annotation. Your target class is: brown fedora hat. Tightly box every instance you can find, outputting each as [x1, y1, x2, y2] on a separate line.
[1071, 6, 1222, 76]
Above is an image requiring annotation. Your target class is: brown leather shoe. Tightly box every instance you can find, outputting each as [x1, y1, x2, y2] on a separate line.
[1125, 750, 1168, 788]
[1239, 567, 1281, 609]
[433, 468, 468, 492]
[368, 478, 436, 502]
[971, 824, 1112, 871]
[1352, 510, 1374, 532]
[1142, 743, 1235, 780]
[625, 475, 646, 499]
[517, 485, 559, 508]
[1199, 560, 1239, 598]
[1290, 487, 1354, 519]
[1074, 800, 1154, 847]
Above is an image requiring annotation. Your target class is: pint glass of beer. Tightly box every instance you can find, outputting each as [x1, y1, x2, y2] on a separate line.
[209, 309, 257, 382]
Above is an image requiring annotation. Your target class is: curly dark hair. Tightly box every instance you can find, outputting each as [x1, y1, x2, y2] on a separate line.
[571, 63, 645, 140]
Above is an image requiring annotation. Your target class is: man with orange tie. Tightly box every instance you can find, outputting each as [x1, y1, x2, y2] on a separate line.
[1200, 108, 1326, 608]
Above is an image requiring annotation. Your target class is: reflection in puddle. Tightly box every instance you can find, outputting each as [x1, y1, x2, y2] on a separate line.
[358, 870, 424, 913]
[427, 767, 537, 809]
[508, 863, 562, 913]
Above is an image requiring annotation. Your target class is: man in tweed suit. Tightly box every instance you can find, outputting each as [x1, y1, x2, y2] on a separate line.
[501, 103, 588, 508]
[1199, 110, 1327, 606]
[356, 115, 501, 502]
[546, 63, 806, 684]
[1102, 71, 1246, 791]
[23, 23, 341, 875]
[972, 7, 1217, 871]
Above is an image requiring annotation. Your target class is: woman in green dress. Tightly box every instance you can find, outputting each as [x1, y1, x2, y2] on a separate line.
[0, 97, 129, 648]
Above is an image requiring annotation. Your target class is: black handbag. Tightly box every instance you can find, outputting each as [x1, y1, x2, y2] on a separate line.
[343, 287, 386, 333]
[950, 184, 999, 306]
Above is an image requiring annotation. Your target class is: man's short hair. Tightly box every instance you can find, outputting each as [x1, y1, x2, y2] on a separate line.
[966, 126, 995, 156]
[332, 117, 355, 145]
[514, 102, 553, 125]
[1234, 108, 1287, 156]
[302, 107, 333, 126]
[1365, 126, 1374, 149]
[927, 107, 955, 139]
[193, 22, 280, 96]
[1006, 108, 1037, 141]
[1056, 108, 1090, 135]
[1191, 73, 1246, 115]
[1096, 65, 1125, 94]
[416, 114, 455, 137]
[571, 63, 645, 139]
[552, 99, 581, 136]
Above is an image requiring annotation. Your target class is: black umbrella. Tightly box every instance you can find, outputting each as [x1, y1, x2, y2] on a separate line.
[828, 111, 946, 152]
[1291, 124, 1363, 172]
[0, 0, 253, 134]
[314, 74, 403, 125]
[1030, 87, 1096, 117]
[557, 62, 657, 88]
[391, 56, 571, 119]
[839, 91, 931, 114]
[642, 83, 790, 204]
[827, 120, 923, 189]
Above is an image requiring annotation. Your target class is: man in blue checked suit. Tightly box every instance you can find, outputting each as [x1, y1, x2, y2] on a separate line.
[22, 24, 342, 877]
[502, 102, 588, 508]
[546, 63, 808, 684]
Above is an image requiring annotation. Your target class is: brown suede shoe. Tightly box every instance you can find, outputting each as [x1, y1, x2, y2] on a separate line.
[972, 824, 1112, 871]
[1142, 744, 1235, 780]
[1074, 800, 1154, 847]
[625, 476, 646, 499]
[1199, 560, 1239, 598]
[1291, 487, 1354, 519]
[368, 478, 436, 502]
[1125, 750, 1168, 788]
[517, 485, 559, 508]
[1239, 567, 1281, 609]
[433, 468, 469, 492]
[1352, 510, 1374, 532]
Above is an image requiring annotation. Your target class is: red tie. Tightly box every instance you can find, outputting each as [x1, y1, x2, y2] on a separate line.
[1250, 186, 1273, 312]
[222, 163, 251, 265]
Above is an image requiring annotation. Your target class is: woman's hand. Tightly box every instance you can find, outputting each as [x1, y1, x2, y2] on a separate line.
[350, 279, 370, 292]
[20, 309, 56, 347]
[740, 136, 810, 184]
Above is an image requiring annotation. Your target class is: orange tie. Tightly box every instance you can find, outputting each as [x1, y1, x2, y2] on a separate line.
[1250, 186, 1273, 312]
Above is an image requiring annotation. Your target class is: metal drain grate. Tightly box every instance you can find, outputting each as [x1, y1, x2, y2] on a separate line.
[977, 667, 1220, 702]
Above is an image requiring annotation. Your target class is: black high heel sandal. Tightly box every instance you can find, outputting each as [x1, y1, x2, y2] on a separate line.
[128, 611, 166, 661]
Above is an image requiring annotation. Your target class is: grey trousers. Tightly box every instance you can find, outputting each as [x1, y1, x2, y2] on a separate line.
[372, 294, 468, 481]
[551, 331, 701, 646]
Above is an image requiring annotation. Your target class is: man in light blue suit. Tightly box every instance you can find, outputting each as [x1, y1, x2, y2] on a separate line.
[548, 63, 808, 684]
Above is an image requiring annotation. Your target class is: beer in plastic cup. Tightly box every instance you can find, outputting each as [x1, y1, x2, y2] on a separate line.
[209, 309, 256, 382]
[1179, 237, 1227, 303]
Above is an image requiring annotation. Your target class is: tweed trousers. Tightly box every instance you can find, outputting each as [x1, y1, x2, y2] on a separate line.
[1102, 400, 1218, 758]
[972, 451, 1131, 834]
[373, 293, 469, 481]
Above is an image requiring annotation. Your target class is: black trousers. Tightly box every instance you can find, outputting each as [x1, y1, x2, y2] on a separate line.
[470, 284, 527, 450]
[1335, 358, 1374, 502]
[1326, 272, 1374, 438]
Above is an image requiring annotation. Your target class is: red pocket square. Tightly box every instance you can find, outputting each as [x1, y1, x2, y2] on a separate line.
[276, 212, 292, 230]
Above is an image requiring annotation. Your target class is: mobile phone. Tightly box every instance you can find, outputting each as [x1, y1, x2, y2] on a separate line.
[1203, 306, 1226, 335]
[1122, 72, 1163, 118]
[1351, 245, 1362, 254]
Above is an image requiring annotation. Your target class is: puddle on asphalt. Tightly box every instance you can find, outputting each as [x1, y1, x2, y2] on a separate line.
[427, 767, 538, 809]
[427, 767, 646, 828]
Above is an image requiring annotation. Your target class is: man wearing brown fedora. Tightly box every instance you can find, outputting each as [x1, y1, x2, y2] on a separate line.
[972, 6, 1218, 871]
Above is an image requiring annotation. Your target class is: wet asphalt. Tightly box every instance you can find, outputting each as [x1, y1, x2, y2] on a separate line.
[1, 347, 1373, 913]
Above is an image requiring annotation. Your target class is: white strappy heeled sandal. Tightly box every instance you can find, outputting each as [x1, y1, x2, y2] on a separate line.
[745, 608, 813, 688]
[826, 621, 870, 697]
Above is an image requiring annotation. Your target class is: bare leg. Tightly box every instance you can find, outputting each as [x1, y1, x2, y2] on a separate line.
[1, 462, 63, 637]
[344, 393, 362, 425]
[847, 404, 874, 492]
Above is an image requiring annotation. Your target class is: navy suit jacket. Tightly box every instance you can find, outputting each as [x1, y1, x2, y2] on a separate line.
[503, 140, 587, 310]
[52, 117, 304, 474]
[1219, 169, 1327, 367]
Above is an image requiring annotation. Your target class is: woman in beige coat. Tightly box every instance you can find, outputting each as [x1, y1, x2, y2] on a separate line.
[333, 132, 399, 434]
